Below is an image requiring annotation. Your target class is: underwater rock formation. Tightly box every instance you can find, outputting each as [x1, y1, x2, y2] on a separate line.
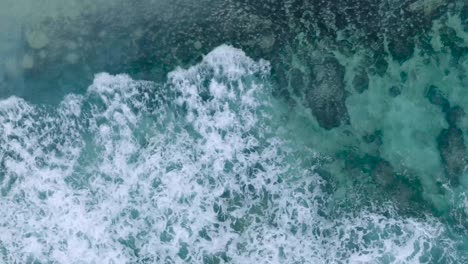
[2, 0, 455, 102]
[305, 56, 349, 130]
[438, 126, 467, 185]
[352, 69, 369, 94]
[426, 85, 467, 185]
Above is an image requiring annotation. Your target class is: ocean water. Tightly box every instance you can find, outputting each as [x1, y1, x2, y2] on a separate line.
[0, 1, 467, 263]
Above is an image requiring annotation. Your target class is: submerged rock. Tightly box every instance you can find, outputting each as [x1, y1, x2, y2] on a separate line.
[372, 159, 395, 187]
[372, 56, 388, 76]
[408, 0, 447, 16]
[437, 126, 467, 185]
[389, 85, 402, 97]
[363, 130, 383, 145]
[446, 106, 465, 127]
[289, 68, 304, 96]
[352, 69, 369, 94]
[425, 85, 450, 111]
[388, 37, 415, 63]
[305, 57, 349, 130]
[439, 26, 468, 58]
[340, 152, 425, 210]
[462, 4, 468, 31]
[425, 85, 467, 185]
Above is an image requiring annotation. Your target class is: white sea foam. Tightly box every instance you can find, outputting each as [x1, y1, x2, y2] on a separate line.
[0, 45, 461, 263]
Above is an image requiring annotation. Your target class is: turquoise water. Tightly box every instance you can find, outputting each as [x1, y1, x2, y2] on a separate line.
[0, 1, 467, 263]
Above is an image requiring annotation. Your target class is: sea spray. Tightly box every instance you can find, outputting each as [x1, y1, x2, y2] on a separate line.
[0, 46, 464, 263]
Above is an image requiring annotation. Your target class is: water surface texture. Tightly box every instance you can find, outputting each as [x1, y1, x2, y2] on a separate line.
[0, 0, 467, 263]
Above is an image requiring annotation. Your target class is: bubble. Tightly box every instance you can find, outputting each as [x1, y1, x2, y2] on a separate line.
[259, 34, 275, 51]
[194, 40, 202, 50]
[21, 54, 34, 69]
[25, 30, 49, 50]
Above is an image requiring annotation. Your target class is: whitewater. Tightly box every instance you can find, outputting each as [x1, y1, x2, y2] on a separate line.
[0, 45, 463, 263]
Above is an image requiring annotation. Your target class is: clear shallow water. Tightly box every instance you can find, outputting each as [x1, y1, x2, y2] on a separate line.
[0, 1, 467, 263]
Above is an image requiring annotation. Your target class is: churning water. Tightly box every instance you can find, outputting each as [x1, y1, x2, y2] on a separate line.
[0, 0, 467, 263]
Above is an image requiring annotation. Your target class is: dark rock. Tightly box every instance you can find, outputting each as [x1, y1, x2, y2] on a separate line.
[425, 85, 450, 112]
[372, 56, 388, 76]
[306, 56, 349, 130]
[462, 5, 468, 32]
[271, 63, 293, 104]
[388, 37, 415, 63]
[290, 68, 304, 96]
[366, 156, 430, 215]
[363, 130, 383, 145]
[389, 86, 401, 97]
[440, 26, 462, 48]
[446, 106, 465, 126]
[352, 69, 369, 94]
[372, 159, 395, 187]
[400, 71, 408, 82]
[439, 26, 467, 58]
[437, 126, 467, 185]
[337, 40, 354, 56]
[272, 64, 288, 91]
